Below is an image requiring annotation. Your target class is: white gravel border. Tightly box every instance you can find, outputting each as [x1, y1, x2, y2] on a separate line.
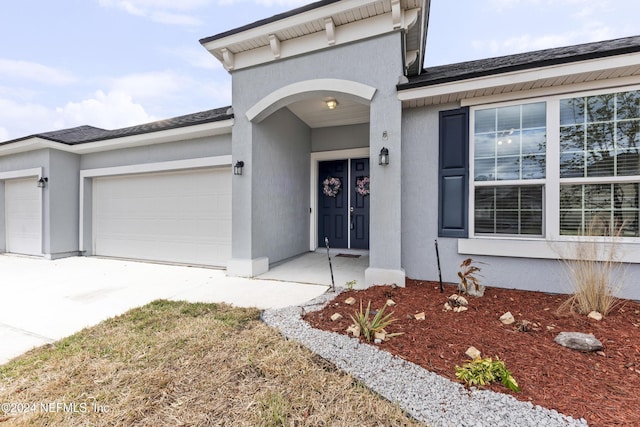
[262, 290, 589, 427]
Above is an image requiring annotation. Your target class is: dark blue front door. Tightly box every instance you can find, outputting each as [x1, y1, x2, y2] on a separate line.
[318, 158, 369, 249]
[350, 158, 370, 249]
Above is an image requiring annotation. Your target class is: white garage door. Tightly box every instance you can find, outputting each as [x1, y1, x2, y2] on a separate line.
[5, 177, 42, 256]
[93, 167, 231, 267]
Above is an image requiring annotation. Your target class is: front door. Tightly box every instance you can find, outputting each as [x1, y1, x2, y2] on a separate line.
[318, 158, 369, 249]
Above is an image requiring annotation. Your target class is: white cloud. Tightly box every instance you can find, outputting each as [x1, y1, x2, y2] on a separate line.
[217, 0, 307, 6]
[0, 59, 75, 85]
[0, 90, 156, 142]
[98, 0, 211, 25]
[162, 46, 222, 70]
[110, 71, 186, 102]
[54, 90, 155, 130]
[151, 11, 203, 26]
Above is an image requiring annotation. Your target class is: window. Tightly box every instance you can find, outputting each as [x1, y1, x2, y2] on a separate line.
[559, 90, 640, 237]
[473, 102, 546, 236]
[470, 87, 640, 240]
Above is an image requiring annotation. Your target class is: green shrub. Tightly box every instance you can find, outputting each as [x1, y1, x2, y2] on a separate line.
[455, 357, 520, 392]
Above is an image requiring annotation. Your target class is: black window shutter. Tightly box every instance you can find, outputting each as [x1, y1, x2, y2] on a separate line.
[438, 107, 469, 238]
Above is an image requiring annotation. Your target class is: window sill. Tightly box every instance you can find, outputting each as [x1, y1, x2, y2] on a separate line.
[458, 237, 640, 264]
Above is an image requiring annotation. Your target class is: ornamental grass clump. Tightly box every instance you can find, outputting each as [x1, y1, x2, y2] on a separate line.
[455, 357, 520, 392]
[558, 217, 626, 316]
[349, 300, 401, 342]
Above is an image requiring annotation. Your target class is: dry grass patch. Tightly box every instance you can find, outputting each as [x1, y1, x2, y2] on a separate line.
[0, 300, 420, 426]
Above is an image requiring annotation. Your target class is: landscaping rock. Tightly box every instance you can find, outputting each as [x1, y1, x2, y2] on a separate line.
[500, 311, 515, 325]
[414, 312, 426, 320]
[344, 297, 356, 305]
[588, 311, 603, 321]
[462, 284, 486, 297]
[346, 324, 360, 337]
[448, 294, 468, 307]
[330, 313, 343, 321]
[465, 346, 481, 360]
[374, 331, 386, 341]
[454, 306, 468, 313]
[443, 302, 453, 311]
[386, 299, 396, 307]
[554, 332, 603, 352]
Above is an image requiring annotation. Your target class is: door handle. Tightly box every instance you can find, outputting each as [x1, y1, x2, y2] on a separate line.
[350, 206, 355, 229]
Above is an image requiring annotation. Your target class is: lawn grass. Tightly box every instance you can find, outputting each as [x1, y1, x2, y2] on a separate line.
[0, 300, 421, 426]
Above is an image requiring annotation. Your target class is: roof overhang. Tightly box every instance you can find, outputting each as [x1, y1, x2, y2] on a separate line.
[0, 119, 234, 157]
[398, 51, 640, 107]
[200, 0, 428, 75]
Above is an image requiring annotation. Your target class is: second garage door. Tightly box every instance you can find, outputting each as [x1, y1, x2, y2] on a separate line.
[93, 167, 231, 267]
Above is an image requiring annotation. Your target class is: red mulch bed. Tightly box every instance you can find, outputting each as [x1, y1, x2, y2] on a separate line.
[304, 280, 640, 426]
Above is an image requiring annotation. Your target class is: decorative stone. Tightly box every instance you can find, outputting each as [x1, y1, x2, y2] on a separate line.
[414, 312, 426, 320]
[465, 346, 481, 360]
[330, 313, 343, 322]
[346, 324, 360, 337]
[344, 297, 356, 305]
[454, 306, 468, 313]
[386, 299, 396, 307]
[588, 311, 603, 321]
[448, 294, 468, 307]
[554, 332, 603, 352]
[443, 302, 452, 311]
[374, 331, 386, 341]
[374, 338, 382, 344]
[462, 284, 486, 297]
[499, 311, 515, 325]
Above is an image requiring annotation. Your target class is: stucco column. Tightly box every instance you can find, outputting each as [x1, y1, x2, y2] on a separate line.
[365, 93, 405, 287]
[226, 113, 269, 277]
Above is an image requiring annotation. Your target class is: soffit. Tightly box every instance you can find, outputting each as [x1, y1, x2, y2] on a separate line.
[287, 97, 369, 128]
[201, 0, 426, 74]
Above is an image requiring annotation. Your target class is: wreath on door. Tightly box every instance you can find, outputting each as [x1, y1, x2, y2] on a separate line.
[356, 176, 370, 196]
[322, 176, 342, 197]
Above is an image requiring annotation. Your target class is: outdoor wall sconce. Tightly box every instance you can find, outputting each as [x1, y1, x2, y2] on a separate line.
[233, 161, 245, 175]
[37, 177, 48, 188]
[325, 98, 338, 110]
[379, 147, 389, 165]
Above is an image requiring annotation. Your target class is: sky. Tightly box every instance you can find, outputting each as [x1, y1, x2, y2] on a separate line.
[0, 0, 638, 142]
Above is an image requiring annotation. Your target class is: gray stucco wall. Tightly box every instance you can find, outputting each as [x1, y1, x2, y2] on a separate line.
[252, 108, 311, 263]
[401, 104, 640, 300]
[48, 150, 80, 256]
[80, 135, 231, 170]
[230, 32, 405, 279]
[311, 124, 369, 152]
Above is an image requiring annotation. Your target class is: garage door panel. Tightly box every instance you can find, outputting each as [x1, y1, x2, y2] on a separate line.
[5, 177, 42, 256]
[93, 168, 231, 266]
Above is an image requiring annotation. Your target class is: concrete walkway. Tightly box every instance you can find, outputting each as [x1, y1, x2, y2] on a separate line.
[0, 255, 329, 365]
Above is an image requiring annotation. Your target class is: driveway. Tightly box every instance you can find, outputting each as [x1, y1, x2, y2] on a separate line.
[0, 255, 328, 364]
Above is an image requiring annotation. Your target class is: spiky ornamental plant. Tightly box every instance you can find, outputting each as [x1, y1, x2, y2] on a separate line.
[349, 301, 401, 342]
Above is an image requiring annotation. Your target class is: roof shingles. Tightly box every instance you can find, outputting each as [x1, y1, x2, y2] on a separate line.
[1, 107, 233, 146]
[400, 35, 640, 90]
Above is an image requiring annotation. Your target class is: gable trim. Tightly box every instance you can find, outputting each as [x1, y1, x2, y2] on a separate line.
[246, 79, 377, 123]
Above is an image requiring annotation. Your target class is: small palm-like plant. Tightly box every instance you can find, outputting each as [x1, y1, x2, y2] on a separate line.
[455, 357, 520, 392]
[458, 258, 483, 294]
[349, 300, 401, 342]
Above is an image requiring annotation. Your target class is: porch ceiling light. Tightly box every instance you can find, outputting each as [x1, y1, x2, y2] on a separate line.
[325, 98, 338, 110]
[233, 160, 245, 176]
[379, 147, 389, 165]
[37, 177, 48, 188]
